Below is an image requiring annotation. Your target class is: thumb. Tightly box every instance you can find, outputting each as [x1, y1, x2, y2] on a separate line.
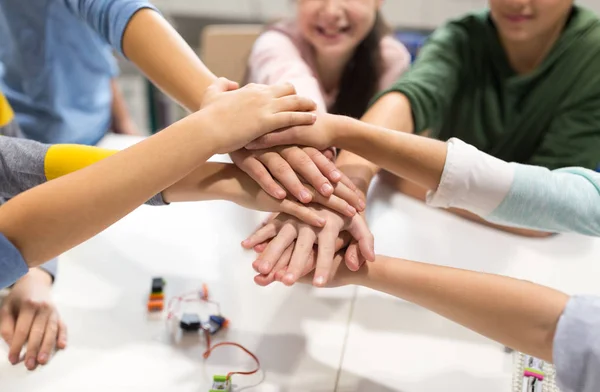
[207, 77, 235, 95]
[0, 305, 16, 346]
[225, 79, 239, 91]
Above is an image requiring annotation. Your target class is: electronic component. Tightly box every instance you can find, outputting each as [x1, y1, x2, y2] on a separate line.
[167, 284, 260, 387]
[180, 313, 202, 331]
[512, 352, 560, 392]
[202, 315, 228, 335]
[147, 277, 165, 312]
[209, 375, 231, 391]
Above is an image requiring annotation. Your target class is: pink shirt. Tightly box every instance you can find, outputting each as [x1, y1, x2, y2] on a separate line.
[248, 23, 411, 113]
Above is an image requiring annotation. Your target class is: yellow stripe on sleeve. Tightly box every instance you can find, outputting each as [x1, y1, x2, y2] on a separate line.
[0, 93, 15, 128]
[45, 144, 119, 180]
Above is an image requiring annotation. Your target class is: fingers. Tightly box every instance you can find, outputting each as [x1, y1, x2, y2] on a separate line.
[253, 241, 269, 253]
[9, 305, 36, 365]
[246, 128, 298, 150]
[280, 147, 333, 197]
[275, 95, 317, 113]
[225, 80, 239, 91]
[312, 191, 356, 218]
[25, 306, 53, 370]
[347, 216, 376, 262]
[254, 244, 294, 287]
[0, 305, 15, 348]
[206, 77, 235, 96]
[282, 226, 318, 286]
[268, 83, 298, 98]
[313, 227, 339, 287]
[231, 150, 286, 199]
[322, 148, 335, 161]
[56, 320, 67, 350]
[256, 223, 298, 274]
[270, 111, 317, 130]
[344, 241, 363, 272]
[242, 220, 281, 249]
[37, 312, 60, 366]
[257, 150, 312, 203]
[330, 180, 365, 212]
[303, 147, 344, 184]
[278, 199, 326, 227]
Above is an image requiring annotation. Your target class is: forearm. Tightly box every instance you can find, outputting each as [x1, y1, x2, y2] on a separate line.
[395, 177, 553, 237]
[122, 9, 217, 112]
[335, 117, 446, 191]
[162, 162, 242, 203]
[336, 92, 415, 192]
[353, 256, 568, 362]
[450, 208, 553, 238]
[0, 114, 217, 267]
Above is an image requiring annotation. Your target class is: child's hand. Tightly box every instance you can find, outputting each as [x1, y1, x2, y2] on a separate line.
[199, 78, 317, 154]
[245, 112, 343, 151]
[230, 147, 364, 209]
[273, 251, 359, 289]
[0, 269, 67, 371]
[230, 167, 360, 227]
[241, 207, 374, 287]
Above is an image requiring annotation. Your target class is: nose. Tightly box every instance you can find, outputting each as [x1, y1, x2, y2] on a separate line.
[504, 0, 533, 11]
[321, 0, 344, 23]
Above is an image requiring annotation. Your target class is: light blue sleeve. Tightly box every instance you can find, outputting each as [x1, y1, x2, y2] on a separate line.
[61, 0, 158, 55]
[38, 258, 58, 283]
[0, 233, 28, 289]
[553, 296, 600, 392]
[486, 165, 600, 236]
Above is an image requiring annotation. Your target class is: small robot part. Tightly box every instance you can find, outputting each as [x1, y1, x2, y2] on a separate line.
[203, 315, 229, 335]
[147, 277, 165, 312]
[209, 375, 231, 392]
[179, 313, 202, 331]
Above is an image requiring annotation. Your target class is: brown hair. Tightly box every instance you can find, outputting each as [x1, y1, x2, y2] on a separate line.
[330, 12, 389, 119]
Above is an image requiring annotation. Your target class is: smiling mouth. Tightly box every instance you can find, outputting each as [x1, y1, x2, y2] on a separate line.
[315, 25, 351, 38]
[504, 14, 533, 22]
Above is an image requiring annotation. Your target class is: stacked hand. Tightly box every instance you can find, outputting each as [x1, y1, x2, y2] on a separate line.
[242, 206, 374, 287]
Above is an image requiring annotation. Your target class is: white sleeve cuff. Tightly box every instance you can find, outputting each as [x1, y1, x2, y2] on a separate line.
[426, 138, 515, 217]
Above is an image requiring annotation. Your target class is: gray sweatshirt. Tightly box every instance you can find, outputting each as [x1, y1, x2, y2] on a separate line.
[0, 135, 166, 284]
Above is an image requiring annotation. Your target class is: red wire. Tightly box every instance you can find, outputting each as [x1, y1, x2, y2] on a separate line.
[202, 329, 261, 380]
[167, 286, 261, 381]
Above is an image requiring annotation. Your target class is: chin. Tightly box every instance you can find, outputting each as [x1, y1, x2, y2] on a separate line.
[313, 40, 354, 55]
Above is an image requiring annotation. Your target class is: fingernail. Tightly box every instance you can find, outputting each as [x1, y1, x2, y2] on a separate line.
[317, 217, 326, 226]
[358, 199, 366, 210]
[38, 353, 48, 363]
[284, 273, 295, 282]
[276, 189, 286, 199]
[299, 190, 312, 202]
[314, 276, 326, 286]
[321, 183, 333, 195]
[260, 262, 271, 273]
[346, 205, 357, 216]
[9, 354, 17, 365]
[26, 358, 35, 369]
[331, 171, 341, 181]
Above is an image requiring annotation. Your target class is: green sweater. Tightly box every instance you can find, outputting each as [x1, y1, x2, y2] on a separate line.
[379, 7, 600, 170]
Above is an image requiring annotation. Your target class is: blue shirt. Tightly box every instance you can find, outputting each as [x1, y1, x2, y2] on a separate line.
[0, 0, 155, 145]
[0, 232, 28, 289]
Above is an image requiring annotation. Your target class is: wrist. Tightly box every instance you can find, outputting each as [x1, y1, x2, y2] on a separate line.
[20, 268, 53, 286]
[330, 115, 361, 150]
[180, 109, 221, 157]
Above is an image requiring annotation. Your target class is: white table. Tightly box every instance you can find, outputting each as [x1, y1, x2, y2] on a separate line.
[1, 135, 599, 391]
